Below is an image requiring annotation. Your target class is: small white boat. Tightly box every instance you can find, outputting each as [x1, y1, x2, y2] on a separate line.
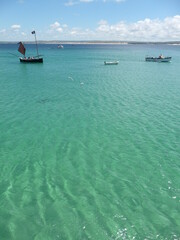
[57, 44, 64, 49]
[104, 61, 119, 65]
[145, 55, 171, 62]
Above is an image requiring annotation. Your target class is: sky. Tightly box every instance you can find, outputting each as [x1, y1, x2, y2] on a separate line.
[0, 0, 180, 41]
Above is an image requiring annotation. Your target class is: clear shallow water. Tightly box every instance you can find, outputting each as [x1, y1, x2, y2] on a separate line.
[0, 43, 180, 240]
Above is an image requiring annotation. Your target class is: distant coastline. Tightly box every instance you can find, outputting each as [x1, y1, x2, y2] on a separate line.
[0, 40, 180, 45]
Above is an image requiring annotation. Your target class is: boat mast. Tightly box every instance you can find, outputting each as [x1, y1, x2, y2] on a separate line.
[32, 31, 39, 58]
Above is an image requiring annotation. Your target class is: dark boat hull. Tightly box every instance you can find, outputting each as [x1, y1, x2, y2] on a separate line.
[145, 57, 171, 62]
[19, 57, 43, 63]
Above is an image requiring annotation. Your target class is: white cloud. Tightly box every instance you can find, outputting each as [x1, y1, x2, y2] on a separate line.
[95, 16, 180, 41]
[46, 15, 180, 41]
[65, 1, 78, 6]
[0, 29, 6, 33]
[80, 0, 94, 2]
[56, 27, 63, 33]
[103, 0, 125, 2]
[97, 20, 110, 32]
[50, 21, 60, 29]
[70, 30, 78, 35]
[49, 21, 63, 33]
[65, 0, 94, 6]
[11, 24, 21, 31]
[1, 16, 180, 41]
[65, 0, 125, 5]
[98, 20, 108, 25]
[115, 0, 125, 2]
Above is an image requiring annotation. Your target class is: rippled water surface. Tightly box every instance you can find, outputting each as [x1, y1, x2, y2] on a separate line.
[0, 44, 180, 239]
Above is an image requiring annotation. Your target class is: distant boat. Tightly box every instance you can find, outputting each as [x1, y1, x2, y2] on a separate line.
[145, 54, 171, 62]
[104, 61, 119, 65]
[57, 44, 64, 49]
[18, 31, 43, 63]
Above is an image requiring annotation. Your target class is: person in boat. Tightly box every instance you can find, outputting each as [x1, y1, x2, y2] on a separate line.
[27, 56, 34, 60]
[159, 54, 164, 59]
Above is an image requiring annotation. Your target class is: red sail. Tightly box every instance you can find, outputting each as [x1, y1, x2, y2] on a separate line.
[18, 42, 26, 56]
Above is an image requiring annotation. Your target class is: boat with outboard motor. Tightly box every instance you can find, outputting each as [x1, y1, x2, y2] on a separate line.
[145, 54, 171, 62]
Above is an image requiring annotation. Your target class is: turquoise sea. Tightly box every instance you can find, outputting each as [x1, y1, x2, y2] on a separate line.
[0, 43, 180, 240]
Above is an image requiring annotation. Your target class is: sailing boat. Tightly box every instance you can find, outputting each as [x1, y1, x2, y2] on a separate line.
[18, 31, 43, 63]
